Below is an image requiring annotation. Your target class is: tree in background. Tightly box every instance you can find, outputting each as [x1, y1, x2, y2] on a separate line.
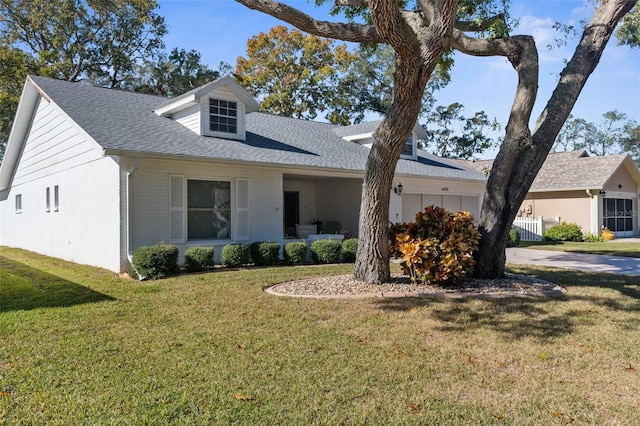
[0, 0, 166, 86]
[336, 44, 453, 123]
[133, 48, 220, 97]
[554, 111, 639, 160]
[0, 47, 37, 159]
[236, 0, 636, 282]
[422, 103, 500, 159]
[235, 25, 357, 124]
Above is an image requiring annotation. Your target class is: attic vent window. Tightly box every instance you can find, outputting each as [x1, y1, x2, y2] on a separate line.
[209, 99, 237, 134]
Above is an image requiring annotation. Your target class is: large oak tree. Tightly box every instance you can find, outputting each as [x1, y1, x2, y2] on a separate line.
[236, 0, 636, 283]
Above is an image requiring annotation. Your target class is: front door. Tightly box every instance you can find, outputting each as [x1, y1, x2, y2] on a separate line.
[284, 191, 299, 237]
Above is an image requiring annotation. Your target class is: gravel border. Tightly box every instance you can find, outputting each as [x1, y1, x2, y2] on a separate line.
[265, 273, 566, 299]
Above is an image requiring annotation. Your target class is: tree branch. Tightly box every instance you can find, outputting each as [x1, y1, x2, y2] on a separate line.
[235, 0, 383, 43]
[455, 14, 505, 32]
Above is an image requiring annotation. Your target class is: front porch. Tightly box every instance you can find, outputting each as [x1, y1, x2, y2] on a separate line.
[283, 174, 362, 239]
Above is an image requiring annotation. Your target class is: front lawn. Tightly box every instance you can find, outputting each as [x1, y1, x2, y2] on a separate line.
[520, 240, 640, 258]
[1, 247, 639, 424]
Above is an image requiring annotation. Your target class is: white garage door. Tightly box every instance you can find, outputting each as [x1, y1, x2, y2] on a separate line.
[402, 194, 480, 223]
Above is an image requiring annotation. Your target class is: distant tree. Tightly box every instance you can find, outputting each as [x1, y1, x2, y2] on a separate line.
[235, 25, 357, 124]
[0, 0, 166, 158]
[133, 48, 220, 97]
[422, 103, 500, 159]
[0, 47, 37, 159]
[554, 110, 639, 157]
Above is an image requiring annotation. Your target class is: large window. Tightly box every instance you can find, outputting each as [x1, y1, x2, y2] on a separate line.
[187, 180, 231, 240]
[209, 99, 237, 134]
[603, 198, 633, 233]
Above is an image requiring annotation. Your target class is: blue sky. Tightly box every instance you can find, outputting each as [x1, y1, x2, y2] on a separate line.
[158, 0, 639, 158]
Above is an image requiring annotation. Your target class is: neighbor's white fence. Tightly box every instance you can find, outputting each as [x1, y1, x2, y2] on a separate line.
[512, 216, 544, 241]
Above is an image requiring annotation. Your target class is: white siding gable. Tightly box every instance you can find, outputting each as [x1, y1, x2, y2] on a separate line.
[12, 97, 103, 186]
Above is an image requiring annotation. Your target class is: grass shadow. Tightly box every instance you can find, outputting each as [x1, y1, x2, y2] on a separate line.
[374, 296, 581, 340]
[372, 266, 640, 341]
[0, 255, 115, 312]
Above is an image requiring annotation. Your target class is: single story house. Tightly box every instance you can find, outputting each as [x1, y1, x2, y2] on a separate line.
[0, 76, 487, 273]
[461, 150, 640, 238]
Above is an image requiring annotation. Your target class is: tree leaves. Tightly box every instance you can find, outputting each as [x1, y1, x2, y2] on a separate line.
[235, 25, 357, 124]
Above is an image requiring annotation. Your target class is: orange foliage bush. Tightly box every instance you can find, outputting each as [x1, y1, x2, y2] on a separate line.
[389, 206, 480, 284]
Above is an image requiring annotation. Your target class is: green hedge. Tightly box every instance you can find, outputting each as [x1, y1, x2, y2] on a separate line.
[507, 228, 521, 247]
[132, 244, 179, 279]
[284, 241, 307, 265]
[543, 222, 583, 242]
[250, 241, 280, 266]
[310, 239, 342, 264]
[184, 246, 215, 272]
[341, 238, 358, 262]
[221, 243, 250, 267]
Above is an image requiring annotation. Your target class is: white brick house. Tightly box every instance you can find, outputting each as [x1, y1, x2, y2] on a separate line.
[0, 76, 487, 273]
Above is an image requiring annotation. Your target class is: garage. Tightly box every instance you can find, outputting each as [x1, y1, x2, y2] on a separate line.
[401, 193, 481, 223]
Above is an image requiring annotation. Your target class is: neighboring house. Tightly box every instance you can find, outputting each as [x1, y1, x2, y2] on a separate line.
[461, 150, 640, 237]
[0, 76, 486, 273]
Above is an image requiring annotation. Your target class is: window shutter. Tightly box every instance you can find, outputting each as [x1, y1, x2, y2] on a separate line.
[236, 178, 249, 240]
[170, 175, 185, 243]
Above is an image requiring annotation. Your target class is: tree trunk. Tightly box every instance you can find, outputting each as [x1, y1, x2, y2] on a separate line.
[474, 0, 636, 278]
[354, 58, 430, 283]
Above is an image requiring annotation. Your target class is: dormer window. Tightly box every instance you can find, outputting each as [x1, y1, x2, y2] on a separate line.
[209, 98, 237, 134]
[401, 135, 417, 159]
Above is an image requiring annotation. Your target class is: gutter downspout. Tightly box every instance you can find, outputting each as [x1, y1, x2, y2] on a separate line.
[126, 159, 144, 280]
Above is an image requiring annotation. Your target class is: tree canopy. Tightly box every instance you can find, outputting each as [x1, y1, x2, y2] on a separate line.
[422, 103, 500, 160]
[235, 25, 357, 124]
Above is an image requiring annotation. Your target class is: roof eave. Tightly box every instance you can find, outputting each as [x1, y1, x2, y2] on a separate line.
[0, 77, 42, 191]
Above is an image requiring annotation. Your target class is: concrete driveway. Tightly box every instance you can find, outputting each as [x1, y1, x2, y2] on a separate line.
[506, 247, 640, 276]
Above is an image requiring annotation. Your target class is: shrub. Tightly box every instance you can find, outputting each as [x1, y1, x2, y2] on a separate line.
[284, 241, 307, 265]
[132, 244, 179, 279]
[184, 246, 215, 272]
[221, 243, 250, 267]
[507, 228, 521, 247]
[250, 241, 280, 266]
[389, 206, 480, 285]
[543, 222, 583, 242]
[310, 239, 342, 264]
[584, 232, 606, 242]
[341, 238, 358, 262]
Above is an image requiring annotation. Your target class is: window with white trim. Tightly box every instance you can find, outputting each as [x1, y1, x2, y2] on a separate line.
[209, 99, 237, 134]
[187, 180, 231, 240]
[15, 194, 22, 214]
[46, 187, 50, 212]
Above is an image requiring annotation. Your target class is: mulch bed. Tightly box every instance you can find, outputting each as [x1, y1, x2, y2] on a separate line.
[265, 273, 565, 299]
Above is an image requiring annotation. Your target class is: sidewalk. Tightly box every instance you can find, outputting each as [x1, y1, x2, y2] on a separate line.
[506, 247, 640, 276]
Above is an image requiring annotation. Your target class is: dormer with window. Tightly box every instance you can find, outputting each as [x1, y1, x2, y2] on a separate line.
[335, 120, 426, 161]
[154, 76, 260, 141]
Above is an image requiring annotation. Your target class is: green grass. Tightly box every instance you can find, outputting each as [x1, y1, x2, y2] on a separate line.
[1, 247, 639, 424]
[520, 240, 640, 258]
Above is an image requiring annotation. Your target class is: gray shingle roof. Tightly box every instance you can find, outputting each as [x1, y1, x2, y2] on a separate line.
[451, 150, 634, 190]
[29, 76, 486, 182]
